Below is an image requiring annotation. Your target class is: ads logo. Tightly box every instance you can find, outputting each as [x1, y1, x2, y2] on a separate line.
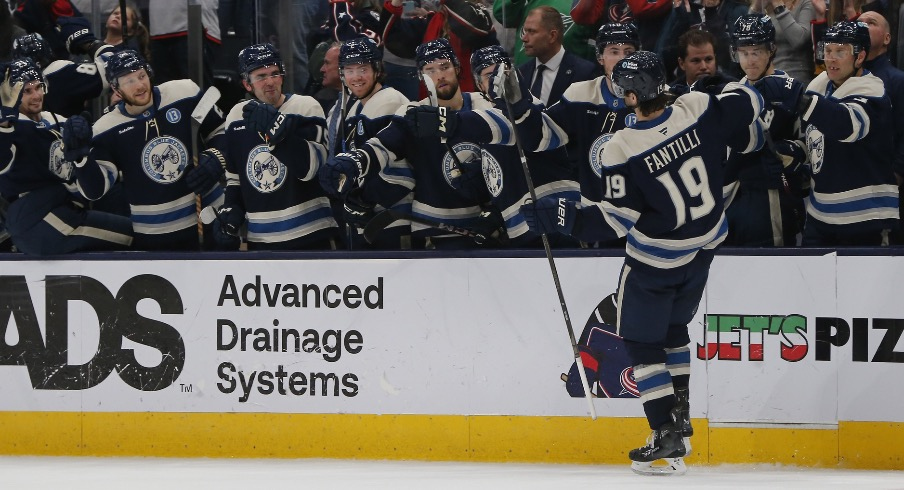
[0, 275, 185, 391]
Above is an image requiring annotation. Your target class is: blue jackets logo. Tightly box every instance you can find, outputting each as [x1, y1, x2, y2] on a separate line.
[0, 275, 185, 391]
[246, 144, 287, 193]
[142, 136, 189, 183]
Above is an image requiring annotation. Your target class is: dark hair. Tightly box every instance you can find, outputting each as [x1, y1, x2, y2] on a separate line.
[635, 92, 669, 116]
[677, 29, 717, 60]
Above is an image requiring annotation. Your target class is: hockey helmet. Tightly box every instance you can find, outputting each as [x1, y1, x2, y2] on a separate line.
[339, 38, 383, 68]
[595, 23, 639, 56]
[610, 51, 667, 102]
[5, 57, 45, 87]
[238, 43, 284, 81]
[470, 45, 509, 89]
[105, 49, 153, 88]
[12, 33, 53, 67]
[415, 38, 459, 70]
[730, 15, 776, 62]
[818, 20, 871, 61]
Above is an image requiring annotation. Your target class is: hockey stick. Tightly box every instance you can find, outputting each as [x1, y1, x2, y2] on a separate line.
[363, 209, 489, 244]
[422, 75, 465, 169]
[119, 0, 129, 45]
[499, 65, 597, 419]
[190, 86, 222, 247]
[336, 84, 356, 250]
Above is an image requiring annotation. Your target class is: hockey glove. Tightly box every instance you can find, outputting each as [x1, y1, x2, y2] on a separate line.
[773, 138, 808, 173]
[405, 105, 458, 140]
[184, 148, 226, 194]
[61, 112, 93, 163]
[56, 16, 97, 54]
[521, 197, 576, 236]
[319, 150, 368, 198]
[489, 62, 531, 119]
[343, 192, 375, 228]
[0, 66, 24, 123]
[690, 73, 731, 95]
[243, 100, 293, 145]
[449, 158, 489, 202]
[211, 205, 244, 249]
[753, 76, 802, 118]
[471, 206, 508, 246]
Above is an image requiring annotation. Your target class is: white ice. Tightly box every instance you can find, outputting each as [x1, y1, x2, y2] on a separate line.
[1, 457, 901, 490]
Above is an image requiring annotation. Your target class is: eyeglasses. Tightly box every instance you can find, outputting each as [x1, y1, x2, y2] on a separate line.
[249, 72, 283, 84]
[421, 61, 454, 77]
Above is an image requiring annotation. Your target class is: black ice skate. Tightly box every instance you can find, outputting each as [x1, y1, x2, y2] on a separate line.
[629, 421, 688, 476]
[674, 387, 693, 453]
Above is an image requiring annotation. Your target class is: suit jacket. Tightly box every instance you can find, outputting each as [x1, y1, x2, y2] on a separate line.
[518, 50, 598, 106]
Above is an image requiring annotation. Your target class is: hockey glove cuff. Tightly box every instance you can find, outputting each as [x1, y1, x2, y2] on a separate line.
[521, 197, 576, 236]
[343, 193, 376, 228]
[185, 148, 226, 194]
[405, 105, 459, 140]
[319, 150, 369, 199]
[774, 139, 808, 172]
[243, 100, 293, 144]
[212, 205, 245, 249]
[56, 16, 98, 54]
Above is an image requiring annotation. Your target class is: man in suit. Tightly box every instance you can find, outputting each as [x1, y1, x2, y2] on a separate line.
[518, 5, 596, 106]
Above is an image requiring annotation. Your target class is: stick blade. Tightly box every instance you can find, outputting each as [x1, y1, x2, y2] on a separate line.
[362, 210, 402, 244]
[191, 86, 222, 123]
[422, 75, 438, 106]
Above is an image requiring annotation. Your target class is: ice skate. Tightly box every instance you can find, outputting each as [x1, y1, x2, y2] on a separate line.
[674, 387, 693, 453]
[629, 422, 687, 476]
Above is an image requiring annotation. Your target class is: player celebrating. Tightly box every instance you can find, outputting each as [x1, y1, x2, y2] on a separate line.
[327, 37, 410, 249]
[210, 43, 337, 250]
[0, 59, 132, 255]
[520, 51, 764, 475]
[723, 14, 808, 246]
[798, 20, 898, 246]
[65, 50, 226, 251]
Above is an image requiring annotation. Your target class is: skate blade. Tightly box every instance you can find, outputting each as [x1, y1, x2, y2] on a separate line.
[630, 457, 687, 476]
[684, 436, 692, 453]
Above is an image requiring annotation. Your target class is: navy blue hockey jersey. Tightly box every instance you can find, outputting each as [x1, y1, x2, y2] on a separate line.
[43, 59, 105, 117]
[0, 112, 76, 200]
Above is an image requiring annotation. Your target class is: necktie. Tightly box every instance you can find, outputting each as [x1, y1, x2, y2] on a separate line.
[530, 64, 547, 102]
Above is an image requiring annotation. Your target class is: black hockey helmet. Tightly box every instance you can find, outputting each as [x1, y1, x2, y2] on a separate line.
[339, 38, 383, 68]
[415, 38, 459, 70]
[6, 57, 45, 86]
[730, 15, 776, 62]
[611, 51, 667, 102]
[595, 23, 639, 56]
[238, 43, 284, 81]
[12, 33, 53, 67]
[818, 20, 871, 60]
[105, 49, 153, 88]
[470, 44, 509, 89]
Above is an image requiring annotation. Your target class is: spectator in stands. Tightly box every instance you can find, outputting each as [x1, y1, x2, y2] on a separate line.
[148, 0, 219, 86]
[314, 41, 343, 114]
[380, 0, 498, 94]
[859, 11, 904, 242]
[518, 6, 596, 106]
[13, 0, 82, 61]
[671, 29, 724, 94]
[494, 0, 596, 65]
[323, 0, 383, 42]
[751, 0, 816, 85]
[103, 2, 150, 61]
[259, 0, 327, 94]
[0, 0, 26, 62]
[572, 0, 670, 51]
[657, 0, 748, 79]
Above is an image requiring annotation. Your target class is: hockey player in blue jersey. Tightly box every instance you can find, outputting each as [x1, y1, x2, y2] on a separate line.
[799, 20, 898, 246]
[406, 44, 580, 247]
[326, 37, 411, 250]
[209, 43, 337, 250]
[520, 51, 764, 475]
[65, 50, 227, 251]
[723, 14, 808, 247]
[0, 58, 132, 255]
[320, 38, 504, 249]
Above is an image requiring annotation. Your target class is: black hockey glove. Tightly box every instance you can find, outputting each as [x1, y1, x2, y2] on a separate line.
[0, 65, 24, 123]
[521, 197, 576, 236]
[405, 105, 458, 140]
[343, 192, 375, 228]
[773, 138, 808, 173]
[488, 62, 532, 118]
[61, 112, 93, 164]
[471, 206, 508, 246]
[184, 148, 226, 194]
[449, 158, 489, 202]
[319, 150, 368, 199]
[56, 16, 97, 55]
[690, 73, 731, 95]
[211, 206, 244, 250]
[243, 100, 293, 144]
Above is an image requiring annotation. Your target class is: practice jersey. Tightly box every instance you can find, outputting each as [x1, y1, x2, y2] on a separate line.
[77, 80, 226, 238]
[574, 84, 763, 269]
[800, 72, 899, 233]
[356, 93, 489, 244]
[0, 111, 75, 201]
[222, 94, 336, 245]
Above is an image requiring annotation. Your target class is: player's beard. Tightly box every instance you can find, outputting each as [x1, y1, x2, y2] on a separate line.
[121, 87, 152, 108]
[436, 78, 459, 101]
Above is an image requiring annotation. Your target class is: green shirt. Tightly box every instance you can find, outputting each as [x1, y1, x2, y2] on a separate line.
[493, 0, 597, 66]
